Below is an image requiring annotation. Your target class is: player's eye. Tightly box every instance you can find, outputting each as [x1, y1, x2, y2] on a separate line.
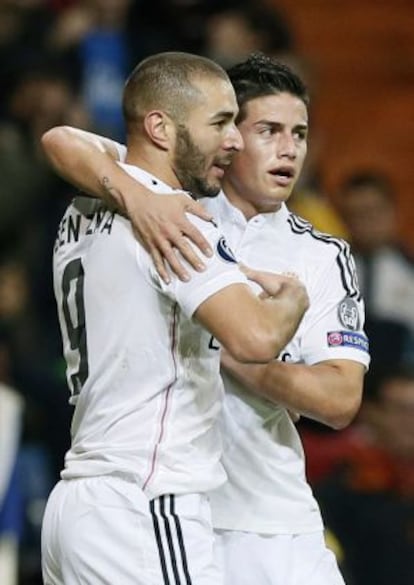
[258, 126, 273, 136]
[294, 129, 307, 141]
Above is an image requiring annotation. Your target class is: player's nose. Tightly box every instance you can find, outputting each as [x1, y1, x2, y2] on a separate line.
[224, 123, 244, 152]
[278, 132, 296, 159]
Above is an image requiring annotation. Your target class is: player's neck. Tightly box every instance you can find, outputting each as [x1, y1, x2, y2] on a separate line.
[223, 182, 281, 220]
[125, 143, 182, 190]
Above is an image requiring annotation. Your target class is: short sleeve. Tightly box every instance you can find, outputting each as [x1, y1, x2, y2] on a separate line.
[300, 250, 370, 369]
[137, 213, 249, 317]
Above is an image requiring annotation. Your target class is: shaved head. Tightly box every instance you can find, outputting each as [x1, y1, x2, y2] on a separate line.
[121, 51, 241, 199]
[123, 51, 230, 131]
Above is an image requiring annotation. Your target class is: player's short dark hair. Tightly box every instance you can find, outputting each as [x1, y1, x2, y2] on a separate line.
[227, 52, 309, 123]
[123, 51, 229, 130]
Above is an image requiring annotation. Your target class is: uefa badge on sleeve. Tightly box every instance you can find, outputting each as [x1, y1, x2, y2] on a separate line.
[337, 297, 360, 331]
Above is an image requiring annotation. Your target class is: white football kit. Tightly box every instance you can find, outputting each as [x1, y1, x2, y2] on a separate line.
[205, 194, 370, 585]
[41, 165, 248, 585]
[100, 143, 370, 584]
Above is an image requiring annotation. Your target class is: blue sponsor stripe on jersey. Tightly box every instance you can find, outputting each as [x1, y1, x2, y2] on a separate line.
[327, 331, 369, 352]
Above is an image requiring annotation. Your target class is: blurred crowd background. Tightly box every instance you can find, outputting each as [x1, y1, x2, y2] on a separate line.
[0, 1, 413, 584]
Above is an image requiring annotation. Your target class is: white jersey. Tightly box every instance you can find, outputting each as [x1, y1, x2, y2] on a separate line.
[206, 194, 370, 534]
[53, 165, 248, 500]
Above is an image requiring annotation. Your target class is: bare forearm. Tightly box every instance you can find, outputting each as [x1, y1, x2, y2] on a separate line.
[41, 125, 214, 283]
[222, 357, 364, 429]
[259, 361, 361, 428]
[41, 126, 151, 213]
[264, 295, 307, 354]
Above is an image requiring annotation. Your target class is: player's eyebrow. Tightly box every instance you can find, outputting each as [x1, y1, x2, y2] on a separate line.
[254, 120, 309, 134]
[294, 123, 309, 132]
[210, 110, 237, 122]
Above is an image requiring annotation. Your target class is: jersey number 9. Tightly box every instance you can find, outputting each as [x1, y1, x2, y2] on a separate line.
[61, 258, 89, 396]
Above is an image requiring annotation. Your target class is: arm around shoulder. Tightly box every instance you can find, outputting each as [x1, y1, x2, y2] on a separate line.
[41, 126, 130, 204]
[41, 126, 214, 282]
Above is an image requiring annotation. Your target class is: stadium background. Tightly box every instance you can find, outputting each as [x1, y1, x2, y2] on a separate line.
[0, 1, 413, 584]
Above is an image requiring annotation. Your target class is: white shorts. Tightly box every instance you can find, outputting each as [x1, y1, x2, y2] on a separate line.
[41, 476, 223, 585]
[214, 530, 346, 585]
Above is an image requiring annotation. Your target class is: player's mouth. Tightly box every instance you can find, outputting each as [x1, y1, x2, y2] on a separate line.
[211, 158, 232, 178]
[269, 166, 295, 186]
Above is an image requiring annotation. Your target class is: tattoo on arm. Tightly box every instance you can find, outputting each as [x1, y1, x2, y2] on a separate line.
[101, 176, 124, 213]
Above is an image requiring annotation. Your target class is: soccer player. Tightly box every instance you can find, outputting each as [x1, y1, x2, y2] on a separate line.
[42, 54, 369, 584]
[41, 52, 309, 585]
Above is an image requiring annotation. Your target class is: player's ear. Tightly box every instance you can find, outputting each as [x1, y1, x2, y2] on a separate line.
[144, 110, 175, 151]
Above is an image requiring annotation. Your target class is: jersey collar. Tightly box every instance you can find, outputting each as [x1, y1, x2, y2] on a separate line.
[118, 162, 190, 197]
[216, 191, 290, 228]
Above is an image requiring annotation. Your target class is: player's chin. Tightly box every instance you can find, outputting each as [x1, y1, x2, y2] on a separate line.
[203, 184, 221, 198]
[205, 173, 222, 193]
[195, 176, 221, 199]
[269, 182, 293, 202]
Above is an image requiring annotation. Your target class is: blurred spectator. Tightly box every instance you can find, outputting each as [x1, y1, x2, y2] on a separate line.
[0, 253, 71, 477]
[46, 0, 295, 137]
[204, 0, 294, 68]
[48, 0, 134, 140]
[315, 364, 414, 585]
[338, 171, 414, 328]
[128, 0, 293, 66]
[0, 59, 88, 360]
[0, 255, 68, 584]
[0, 327, 24, 585]
[337, 171, 414, 365]
[128, 0, 213, 57]
[0, 1, 57, 114]
[0, 62, 87, 241]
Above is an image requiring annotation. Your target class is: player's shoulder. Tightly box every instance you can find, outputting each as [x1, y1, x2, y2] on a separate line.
[286, 210, 351, 262]
[286, 211, 361, 297]
[185, 211, 222, 237]
[185, 213, 238, 264]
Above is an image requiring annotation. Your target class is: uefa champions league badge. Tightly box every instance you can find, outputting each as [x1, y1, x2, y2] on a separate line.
[337, 297, 360, 331]
[216, 236, 237, 263]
